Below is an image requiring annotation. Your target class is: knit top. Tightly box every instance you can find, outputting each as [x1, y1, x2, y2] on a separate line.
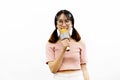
[45, 40, 87, 71]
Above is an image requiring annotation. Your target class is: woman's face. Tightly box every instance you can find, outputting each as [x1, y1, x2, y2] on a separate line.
[56, 13, 72, 32]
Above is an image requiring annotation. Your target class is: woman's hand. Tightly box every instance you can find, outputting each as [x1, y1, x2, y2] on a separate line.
[60, 39, 69, 48]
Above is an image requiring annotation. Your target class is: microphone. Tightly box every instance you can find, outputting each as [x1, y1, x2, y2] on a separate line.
[60, 28, 70, 51]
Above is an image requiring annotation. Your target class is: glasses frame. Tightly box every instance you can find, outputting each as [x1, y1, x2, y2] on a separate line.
[57, 19, 71, 26]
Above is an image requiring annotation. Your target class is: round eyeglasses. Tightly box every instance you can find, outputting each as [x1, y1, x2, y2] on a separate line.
[57, 19, 71, 26]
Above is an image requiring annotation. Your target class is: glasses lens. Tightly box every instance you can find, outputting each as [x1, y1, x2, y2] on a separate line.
[57, 20, 63, 25]
[57, 19, 71, 25]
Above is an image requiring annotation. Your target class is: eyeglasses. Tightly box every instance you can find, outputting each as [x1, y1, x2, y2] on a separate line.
[57, 19, 71, 26]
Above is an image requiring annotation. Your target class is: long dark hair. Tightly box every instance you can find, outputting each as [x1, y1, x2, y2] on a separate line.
[48, 10, 81, 43]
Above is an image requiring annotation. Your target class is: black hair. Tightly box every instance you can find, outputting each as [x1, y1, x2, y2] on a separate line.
[49, 10, 81, 43]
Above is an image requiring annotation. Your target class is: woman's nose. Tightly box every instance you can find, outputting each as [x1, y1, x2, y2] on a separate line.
[62, 21, 67, 26]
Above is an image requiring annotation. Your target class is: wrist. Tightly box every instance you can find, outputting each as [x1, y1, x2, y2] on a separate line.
[62, 46, 70, 51]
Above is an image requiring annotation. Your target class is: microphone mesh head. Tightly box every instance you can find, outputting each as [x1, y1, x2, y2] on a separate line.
[60, 28, 67, 33]
[60, 28, 69, 40]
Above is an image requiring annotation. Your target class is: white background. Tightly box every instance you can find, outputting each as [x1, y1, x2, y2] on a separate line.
[0, 0, 120, 80]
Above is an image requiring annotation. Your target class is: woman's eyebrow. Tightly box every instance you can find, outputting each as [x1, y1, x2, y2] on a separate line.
[58, 19, 70, 20]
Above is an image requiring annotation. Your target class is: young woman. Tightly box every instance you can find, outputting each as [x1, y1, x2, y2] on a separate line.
[45, 9, 89, 80]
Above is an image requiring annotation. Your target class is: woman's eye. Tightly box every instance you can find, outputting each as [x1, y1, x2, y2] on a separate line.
[65, 20, 70, 23]
[59, 20, 63, 23]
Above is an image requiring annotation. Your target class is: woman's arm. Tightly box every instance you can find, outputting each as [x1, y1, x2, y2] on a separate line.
[81, 64, 90, 80]
[48, 46, 66, 73]
[47, 39, 69, 73]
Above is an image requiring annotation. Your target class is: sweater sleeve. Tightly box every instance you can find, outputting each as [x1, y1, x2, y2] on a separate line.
[45, 42, 55, 64]
[79, 41, 87, 64]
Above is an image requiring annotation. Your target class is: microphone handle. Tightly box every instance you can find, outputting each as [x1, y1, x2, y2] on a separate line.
[60, 29, 70, 51]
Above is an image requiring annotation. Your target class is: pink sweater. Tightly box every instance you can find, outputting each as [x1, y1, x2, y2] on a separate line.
[45, 40, 87, 71]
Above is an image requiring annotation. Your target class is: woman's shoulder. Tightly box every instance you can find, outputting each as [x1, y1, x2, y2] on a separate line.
[78, 39, 85, 44]
[77, 39, 86, 48]
[46, 41, 54, 46]
[46, 41, 59, 47]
